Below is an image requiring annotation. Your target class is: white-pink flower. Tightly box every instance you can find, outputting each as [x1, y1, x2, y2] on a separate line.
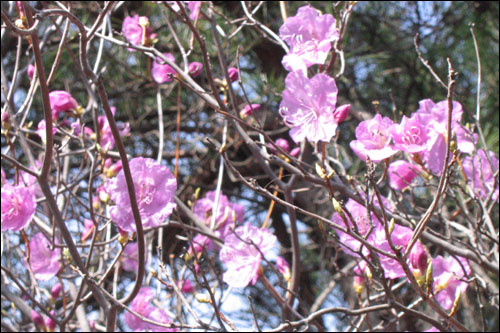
[106, 157, 177, 233]
[29, 233, 61, 281]
[125, 288, 176, 332]
[280, 71, 348, 143]
[279, 6, 339, 71]
[432, 255, 470, 310]
[219, 223, 276, 288]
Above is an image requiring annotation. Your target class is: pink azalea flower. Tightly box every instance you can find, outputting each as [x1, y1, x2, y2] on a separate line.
[45, 311, 57, 331]
[193, 191, 244, 229]
[220, 223, 276, 288]
[279, 71, 345, 143]
[240, 104, 261, 119]
[1, 183, 36, 232]
[432, 255, 470, 310]
[49, 91, 78, 120]
[462, 149, 499, 202]
[125, 288, 176, 332]
[388, 160, 421, 190]
[390, 115, 430, 154]
[279, 6, 339, 70]
[350, 114, 398, 163]
[86, 107, 130, 150]
[152, 53, 177, 84]
[31, 310, 44, 327]
[188, 62, 203, 77]
[122, 242, 139, 272]
[36, 120, 57, 143]
[413, 99, 465, 174]
[81, 218, 95, 242]
[290, 147, 301, 157]
[51, 283, 63, 299]
[106, 157, 177, 233]
[332, 197, 413, 279]
[122, 15, 157, 49]
[29, 232, 61, 281]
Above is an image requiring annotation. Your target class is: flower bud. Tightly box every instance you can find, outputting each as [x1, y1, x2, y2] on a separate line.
[240, 104, 260, 119]
[51, 283, 62, 299]
[409, 242, 428, 273]
[333, 104, 350, 123]
[188, 62, 203, 78]
[27, 64, 35, 81]
[290, 147, 300, 158]
[31, 310, 44, 327]
[227, 67, 238, 82]
[353, 275, 364, 295]
[46, 311, 56, 331]
[276, 256, 291, 282]
[274, 138, 290, 153]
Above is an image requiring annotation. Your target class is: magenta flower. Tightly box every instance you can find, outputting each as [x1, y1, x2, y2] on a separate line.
[219, 223, 276, 288]
[125, 288, 176, 332]
[122, 15, 156, 48]
[29, 232, 61, 281]
[178, 279, 195, 293]
[188, 61, 203, 77]
[152, 53, 177, 84]
[1, 183, 36, 232]
[350, 114, 398, 163]
[99, 107, 130, 150]
[462, 149, 499, 202]
[45, 311, 56, 331]
[279, 71, 344, 143]
[390, 115, 429, 154]
[290, 147, 301, 157]
[388, 160, 421, 190]
[106, 157, 177, 233]
[49, 91, 78, 120]
[122, 242, 139, 272]
[432, 255, 470, 310]
[371, 223, 412, 279]
[240, 104, 261, 119]
[279, 6, 339, 70]
[166, 1, 202, 21]
[227, 67, 239, 82]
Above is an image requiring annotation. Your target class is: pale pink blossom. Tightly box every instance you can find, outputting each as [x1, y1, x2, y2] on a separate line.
[81, 218, 95, 242]
[122, 15, 157, 49]
[279, 6, 339, 70]
[122, 242, 139, 272]
[350, 114, 398, 163]
[152, 53, 177, 84]
[276, 256, 291, 282]
[219, 223, 276, 288]
[125, 288, 176, 332]
[36, 119, 57, 143]
[29, 232, 61, 281]
[166, 1, 202, 21]
[106, 157, 177, 233]
[462, 149, 499, 202]
[388, 160, 421, 190]
[279, 71, 344, 143]
[390, 115, 430, 154]
[1, 183, 36, 231]
[432, 255, 470, 310]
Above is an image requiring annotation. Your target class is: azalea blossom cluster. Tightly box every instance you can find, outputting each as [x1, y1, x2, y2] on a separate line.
[349, 98, 498, 199]
[333, 197, 471, 310]
[188, 191, 279, 289]
[278, 6, 350, 143]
